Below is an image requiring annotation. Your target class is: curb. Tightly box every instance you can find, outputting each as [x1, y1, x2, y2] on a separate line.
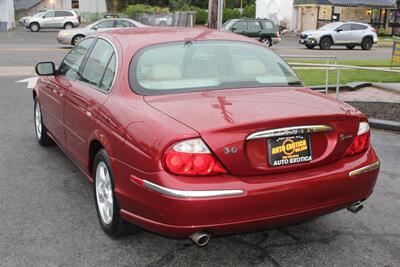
[371, 83, 400, 94]
[310, 82, 371, 91]
[369, 118, 400, 131]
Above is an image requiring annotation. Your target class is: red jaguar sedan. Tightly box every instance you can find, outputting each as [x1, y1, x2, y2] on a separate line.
[33, 27, 380, 246]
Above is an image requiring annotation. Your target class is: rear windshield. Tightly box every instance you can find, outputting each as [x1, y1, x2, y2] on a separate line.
[130, 40, 301, 95]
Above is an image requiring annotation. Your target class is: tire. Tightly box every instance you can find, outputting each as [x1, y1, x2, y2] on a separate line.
[260, 36, 272, 47]
[346, 45, 356, 50]
[319, 36, 332, 50]
[30, 22, 40, 32]
[64, 22, 74, 29]
[34, 99, 52, 146]
[71, 35, 85, 46]
[306, 44, 315, 49]
[361, 37, 373, 50]
[93, 149, 134, 237]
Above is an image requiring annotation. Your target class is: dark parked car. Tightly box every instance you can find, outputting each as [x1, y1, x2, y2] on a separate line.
[223, 18, 281, 47]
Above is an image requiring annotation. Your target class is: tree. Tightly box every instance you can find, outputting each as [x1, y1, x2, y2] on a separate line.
[208, 0, 218, 29]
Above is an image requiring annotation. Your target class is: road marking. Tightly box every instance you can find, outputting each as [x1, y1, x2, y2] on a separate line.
[0, 66, 35, 76]
[0, 48, 68, 52]
[16, 76, 38, 89]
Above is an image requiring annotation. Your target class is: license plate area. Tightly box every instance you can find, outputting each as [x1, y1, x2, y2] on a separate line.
[268, 135, 312, 167]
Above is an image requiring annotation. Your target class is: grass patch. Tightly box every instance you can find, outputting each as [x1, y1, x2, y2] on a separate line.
[295, 69, 400, 86]
[287, 59, 394, 67]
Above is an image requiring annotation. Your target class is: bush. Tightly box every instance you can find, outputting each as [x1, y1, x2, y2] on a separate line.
[193, 7, 208, 25]
[223, 8, 241, 22]
[125, 4, 169, 18]
[377, 28, 389, 37]
[242, 4, 256, 19]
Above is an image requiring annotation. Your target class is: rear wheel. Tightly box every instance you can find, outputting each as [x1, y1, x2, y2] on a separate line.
[346, 45, 356, 50]
[64, 22, 74, 29]
[361, 37, 373, 50]
[72, 34, 85, 46]
[30, 22, 40, 32]
[34, 99, 52, 146]
[319, 37, 332, 50]
[305, 44, 315, 49]
[93, 149, 134, 237]
[260, 36, 272, 47]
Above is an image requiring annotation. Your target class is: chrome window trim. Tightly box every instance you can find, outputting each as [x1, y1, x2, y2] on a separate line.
[246, 125, 333, 140]
[143, 180, 244, 199]
[349, 161, 380, 176]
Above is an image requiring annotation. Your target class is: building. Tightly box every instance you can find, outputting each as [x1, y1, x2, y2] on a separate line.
[256, 0, 296, 31]
[0, 0, 15, 31]
[293, 0, 398, 33]
[15, 0, 107, 18]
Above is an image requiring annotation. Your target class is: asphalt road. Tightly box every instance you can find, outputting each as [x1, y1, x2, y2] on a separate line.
[0, 26, 400, 266]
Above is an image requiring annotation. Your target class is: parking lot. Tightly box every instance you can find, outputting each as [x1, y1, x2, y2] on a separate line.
[0, 27, 400, 266]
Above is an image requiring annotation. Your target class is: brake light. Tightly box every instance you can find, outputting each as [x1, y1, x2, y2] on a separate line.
[371, 28, 377, 33]
[276, 31, 280, 38]
[163, 138, 227, 176]
[345, 122, 370, 157]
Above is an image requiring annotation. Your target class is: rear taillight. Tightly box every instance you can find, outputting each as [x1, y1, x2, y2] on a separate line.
[276, 31, 280, 38]
[345, 122, 370, 157]
[371, 28, 377, 33]
[163, 138, 227, 176]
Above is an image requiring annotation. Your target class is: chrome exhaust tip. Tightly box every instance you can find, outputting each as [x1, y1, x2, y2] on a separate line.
[347, 201, 364, 213]
[189, 231, 211, 247]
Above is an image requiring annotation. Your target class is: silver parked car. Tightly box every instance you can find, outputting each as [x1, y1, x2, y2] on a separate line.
[57, 18, 147, 46]
[299, 22, 378, 50]
[26, 10, 80, 32]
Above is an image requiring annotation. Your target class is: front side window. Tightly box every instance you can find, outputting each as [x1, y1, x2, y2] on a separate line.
[95, 20, 115, 29]
[130, 41, 301, 95]
[58, 38, 94, 80]
[336, 24, 351, 31]
[116, 20, 135, 28]
[43, 11, 55, 18]
[80, 39, 115, 89]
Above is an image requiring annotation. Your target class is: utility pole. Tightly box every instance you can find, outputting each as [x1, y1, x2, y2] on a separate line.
[208, 0, 223, 29]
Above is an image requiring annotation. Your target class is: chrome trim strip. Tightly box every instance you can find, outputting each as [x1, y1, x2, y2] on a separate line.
[143, 180, 244, 198]
[246, 125, 333, 140]
[349, 161, 380, 176]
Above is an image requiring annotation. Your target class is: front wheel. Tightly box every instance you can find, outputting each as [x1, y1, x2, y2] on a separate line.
[34, 99, 52, 146]
[306, 44, 315, 49]
[361, 37, 373, 50]
[319, 37, 332, 50]
[30, 23, 40, 32]
[260, 37, 272, 47]
[93, 149, 134, 237]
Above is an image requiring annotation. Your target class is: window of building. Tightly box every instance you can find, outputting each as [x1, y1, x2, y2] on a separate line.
[72, 0, 79, 9]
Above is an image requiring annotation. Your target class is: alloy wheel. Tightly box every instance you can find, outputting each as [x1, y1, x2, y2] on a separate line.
[95, 161, 114, 225]
[35, 102, 42, 140]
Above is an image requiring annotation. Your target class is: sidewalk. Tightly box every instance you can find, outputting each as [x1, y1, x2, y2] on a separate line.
[328, 86, 400, 103]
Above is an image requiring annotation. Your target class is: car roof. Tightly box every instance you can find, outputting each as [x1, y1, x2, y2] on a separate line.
[99, 27, 259, 58]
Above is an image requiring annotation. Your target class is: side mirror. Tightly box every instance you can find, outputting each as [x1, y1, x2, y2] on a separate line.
[231, 27, 237, 31]
[93, 26, 98, 30]
[35, 62, 56, 76]
[335, 28, 343, 32]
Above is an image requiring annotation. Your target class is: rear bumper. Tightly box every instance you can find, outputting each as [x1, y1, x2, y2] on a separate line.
[115, 148, 379, 237]
[272, 37, 281, 45]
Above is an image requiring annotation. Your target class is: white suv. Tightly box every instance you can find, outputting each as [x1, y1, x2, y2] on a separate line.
[26, 10, 80, 32]
[299, 22, 378, 50]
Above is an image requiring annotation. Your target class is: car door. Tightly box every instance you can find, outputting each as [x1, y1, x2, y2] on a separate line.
[40, 38, 94, 147]
[64, 38, 116, 170]
[231, 21, 248, 36]
[333, 23, 352, 43]
[247, 21, 263, 38]
[41, 11, 56, 28]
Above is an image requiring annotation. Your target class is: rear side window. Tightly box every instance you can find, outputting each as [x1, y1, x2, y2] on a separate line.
[58, 38, 94, 80]
[80, 39, 115, 90]
[130, 41, 301, 95]
[261, 21, 274, 30]
[351, 24, 367, 30]
[100, 54, 116, 91]
[43, 11, 55, 18]
[55, 11, 72, 17]
[248, 21, 262, 30]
